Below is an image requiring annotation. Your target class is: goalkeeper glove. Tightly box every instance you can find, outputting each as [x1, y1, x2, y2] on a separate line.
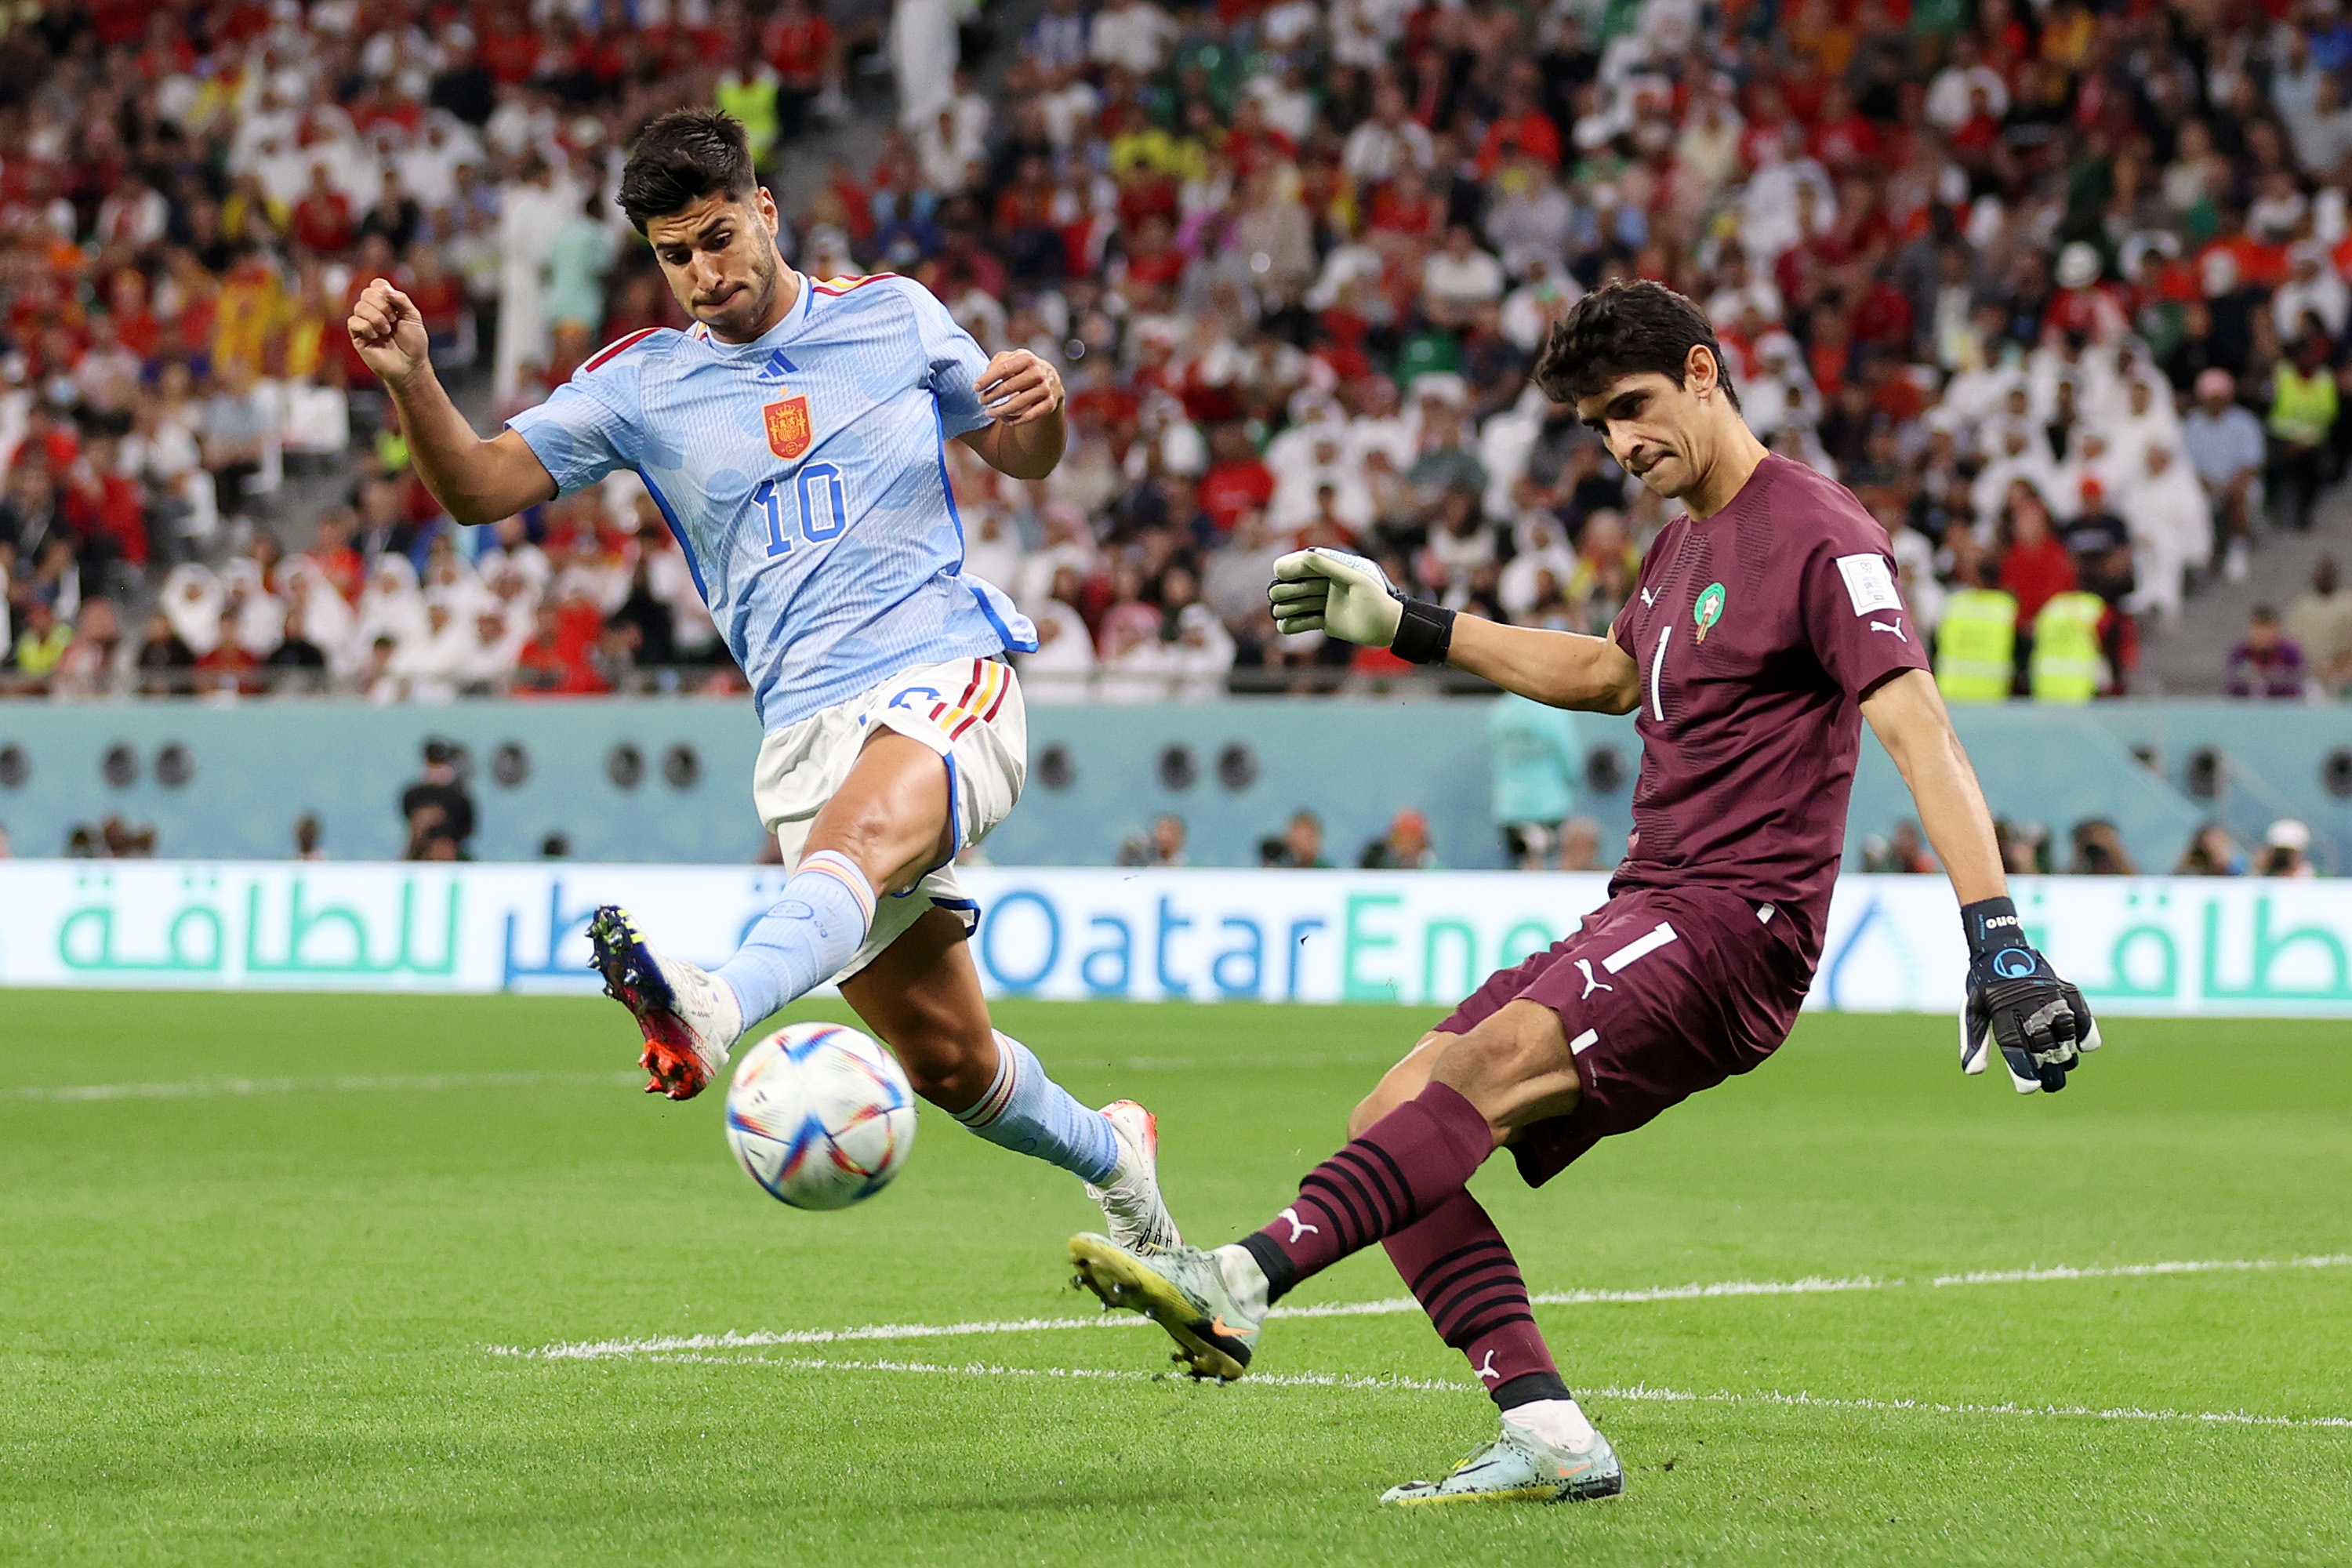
[1267, 548, 1456, 663]
[1958, 897, 2101, 1094]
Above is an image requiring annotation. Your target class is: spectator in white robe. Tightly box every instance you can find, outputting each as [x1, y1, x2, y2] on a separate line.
[548, 533, 628, 615]
[420, 548, 488, 619]
[962, 505, 1025, 597]
[282, 559, 359, 675]
[1097, 614, 1175, 702]
[2122, 440, 2213, 624]
[159, 563, 225, 656]
[1169, 601, 1236, 701]
[2271, 240, 2350, 339]
[493, 154, 577, 403]
[477, 514, 553, 599]
[216, 558, 287, 656]
[354, 554, 429, 662]
[463, 605, 528, 691]
[893, 0, 963, 131]
[2106, 375, 2183, 466]
[1013, 503, 1098, 608]
[1971, 417, 2061, 531]
[1017, 597, 1098, 702]
[390, 600, 470, 703]
[1267, 424, 1374, 533]
[1499, 513, 1580, 622]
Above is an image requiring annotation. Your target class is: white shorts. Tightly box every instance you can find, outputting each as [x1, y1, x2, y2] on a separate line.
[752, 655, 1029, 983]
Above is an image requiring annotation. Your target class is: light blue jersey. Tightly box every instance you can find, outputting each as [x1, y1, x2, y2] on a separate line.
[508, 271, 1038, 731]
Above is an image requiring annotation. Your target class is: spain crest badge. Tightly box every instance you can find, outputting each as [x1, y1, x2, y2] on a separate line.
[764, 395, 812, 461]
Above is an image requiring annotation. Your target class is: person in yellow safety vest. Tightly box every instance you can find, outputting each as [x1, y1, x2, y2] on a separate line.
[714, 65, 782, 168]
[1936, 566, 2018, 702]
[2267, 330, 2339, 532]
[2030, 590, 2107, 702]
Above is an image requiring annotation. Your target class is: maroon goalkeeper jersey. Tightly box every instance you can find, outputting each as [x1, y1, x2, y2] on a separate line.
[1606, 453, 1929, 961]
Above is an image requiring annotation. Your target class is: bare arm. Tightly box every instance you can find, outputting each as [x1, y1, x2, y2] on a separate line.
[955, 350, 1066, 481]
[1447, 614, 1642, 713]
[347, 278, 557, 526]
[1860, 666, 2006, 904]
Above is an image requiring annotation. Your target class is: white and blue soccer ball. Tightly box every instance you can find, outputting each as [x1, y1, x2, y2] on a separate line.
[724, 1022, 916, 1210]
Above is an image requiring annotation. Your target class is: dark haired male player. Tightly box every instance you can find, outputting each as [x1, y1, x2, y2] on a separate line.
[347, 109, 1180, 1252]
[1065, 280, 2097, 1504]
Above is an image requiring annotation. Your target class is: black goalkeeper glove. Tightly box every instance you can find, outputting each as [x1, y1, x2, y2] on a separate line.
[1958, 897, 2101, 1094]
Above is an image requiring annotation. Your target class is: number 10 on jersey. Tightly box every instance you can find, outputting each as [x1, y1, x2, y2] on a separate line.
[757, 463, 848, 557]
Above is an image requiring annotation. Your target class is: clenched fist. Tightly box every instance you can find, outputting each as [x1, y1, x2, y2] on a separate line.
[346, 277, 432, 386]
[975, 350, 1064, 426]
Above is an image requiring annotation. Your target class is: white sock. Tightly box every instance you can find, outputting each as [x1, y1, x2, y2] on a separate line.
[1214, 1244, 1270, 1318]
[1503, 1398, 1597, 1451]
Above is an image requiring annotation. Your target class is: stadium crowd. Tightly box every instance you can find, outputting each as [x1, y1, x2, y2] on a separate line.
[6, 0, 2352, 702]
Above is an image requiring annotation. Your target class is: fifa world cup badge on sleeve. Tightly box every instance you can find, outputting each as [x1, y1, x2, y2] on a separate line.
[1835, 552, 1903, 615]
[1693, 582, 1726, 643]
[764, 394, 813, 460]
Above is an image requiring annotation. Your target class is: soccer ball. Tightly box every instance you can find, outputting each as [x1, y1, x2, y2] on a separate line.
[723, 1022, 916, 1210]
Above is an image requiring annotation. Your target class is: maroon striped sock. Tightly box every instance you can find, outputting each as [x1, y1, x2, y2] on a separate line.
[1383, 1190, 1569, 1409]
[1238, 1081, 1492, 1301]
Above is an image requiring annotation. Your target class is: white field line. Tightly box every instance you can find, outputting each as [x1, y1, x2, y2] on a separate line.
[1932, 1254, 2352, 1286]
[590, 1354, 2352, 1430]
[494, 1254, 2352, 1363]
[635, 1353, 1464, 1393]
[6, 1069, 644, 1103]
[495, 1276, 1893, 1361]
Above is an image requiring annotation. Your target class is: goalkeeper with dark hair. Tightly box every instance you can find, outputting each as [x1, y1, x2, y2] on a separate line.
[1062, 280, 2097, 1506]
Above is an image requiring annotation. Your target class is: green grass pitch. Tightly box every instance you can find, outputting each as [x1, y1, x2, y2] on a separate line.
[3, 991, 2349, 1566]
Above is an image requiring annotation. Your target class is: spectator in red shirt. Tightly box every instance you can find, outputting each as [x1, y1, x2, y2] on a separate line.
[290, 165, 355, 256]
[1996, 483, 2080, 629]
[1198, 425, 1276, 535]
[513, 602, 610, 696]
[477, 5, 542, 85]
[60, 437, 147, 572]
[13, 406, 82, 479]
[927, 215, 1009, 303]
[106, 267, 161, 359]
[1476, 68, 1563, 178]
[764, 0, 836, 140]
[1809, 81, 1880, 173]
[304, 511, 367, 605]
[194, 609, 261, 695]
[1119, 213, 1187, 303]
[404, 247, 470, 361]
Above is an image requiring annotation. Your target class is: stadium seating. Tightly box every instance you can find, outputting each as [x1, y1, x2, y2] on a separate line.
[5, 0, 2352, 711]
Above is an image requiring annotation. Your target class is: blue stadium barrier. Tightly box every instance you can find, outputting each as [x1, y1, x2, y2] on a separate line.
[0, 698, 2343, 872]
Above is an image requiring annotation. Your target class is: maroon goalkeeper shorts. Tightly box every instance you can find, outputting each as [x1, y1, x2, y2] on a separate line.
[1436, 884, 1815, 1188]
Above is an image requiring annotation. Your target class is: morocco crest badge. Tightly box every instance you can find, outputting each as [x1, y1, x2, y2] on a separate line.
[764, 395, 812, 460]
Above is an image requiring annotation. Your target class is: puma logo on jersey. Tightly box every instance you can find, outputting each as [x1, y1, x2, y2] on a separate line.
[1475, 1350, 1501, 1383]
[1277, 1207, 1319, 1243]
[1575, 958, 1613, 998]
[1640, 588, 1657, 607]
[1869, 619, 1907, 641]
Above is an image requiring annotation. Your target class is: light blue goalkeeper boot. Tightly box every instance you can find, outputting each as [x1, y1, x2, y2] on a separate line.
[1068, 1233, 1261, 1380]
[1380, 1418, 1625, 1505]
